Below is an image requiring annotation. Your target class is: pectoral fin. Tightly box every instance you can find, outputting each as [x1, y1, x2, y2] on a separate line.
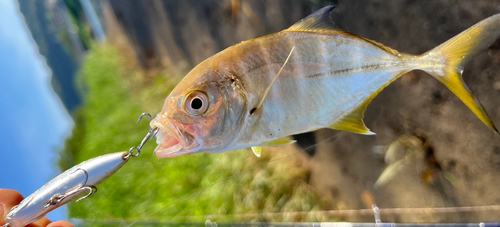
[251, 138, 297, 157]
[251, 146, 262, 157]
[328, 98, 375, 135]
[261, 138, 297, 147]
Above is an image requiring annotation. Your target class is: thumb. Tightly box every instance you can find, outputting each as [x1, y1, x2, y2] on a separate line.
[0, 189, 25, 225]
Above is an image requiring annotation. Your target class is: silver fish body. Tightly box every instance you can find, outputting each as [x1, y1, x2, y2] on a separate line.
[151, 6, 500, 158]
[4, 152, 129, 227]
[224, 32, 408, 148]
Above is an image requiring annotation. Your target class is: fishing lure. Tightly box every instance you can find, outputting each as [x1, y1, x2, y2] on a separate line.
[3, 152, 129, 227]
[2, 114, 158, 227]
[150, 5, 500, 158]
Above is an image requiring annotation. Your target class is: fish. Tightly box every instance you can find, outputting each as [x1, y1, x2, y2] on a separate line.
[150, 5, 500, 158]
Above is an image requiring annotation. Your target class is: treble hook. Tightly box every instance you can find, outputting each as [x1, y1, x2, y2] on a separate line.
[44, 168, 95, 207]
[125, 113, 159, 158]
[139, 127, 159, 149]
[75, 186, 97, 202]
[137, 113, 159, 142]
[137, 113, 153, 124]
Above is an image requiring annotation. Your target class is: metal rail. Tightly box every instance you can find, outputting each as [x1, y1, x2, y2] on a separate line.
[76, 221, 500, 227]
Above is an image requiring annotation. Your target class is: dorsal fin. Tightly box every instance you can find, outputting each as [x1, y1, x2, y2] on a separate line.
[287, 5, 400, 56]
[288, 5, 339, 31]
[360, 37, 401, 56]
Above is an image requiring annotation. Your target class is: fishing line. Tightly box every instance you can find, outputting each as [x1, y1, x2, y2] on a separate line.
[124, 131, 343, 226]
[124, 204, 500, 223]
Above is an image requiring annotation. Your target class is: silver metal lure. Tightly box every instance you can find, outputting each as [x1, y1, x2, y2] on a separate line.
[3, 113, 158, 227]
[3, 152, 130, 227]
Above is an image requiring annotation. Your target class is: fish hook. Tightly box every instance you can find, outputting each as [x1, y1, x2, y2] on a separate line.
[136, 113, 153, 124]
[75, 186, 97, 202]
[140, 127, 159, 148]
[125, 113, 159, 158]
[136, 113, 159, 142]
[43, 168, 95, 207]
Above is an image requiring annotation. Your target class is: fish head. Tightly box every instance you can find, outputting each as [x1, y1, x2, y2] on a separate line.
[151, 67, 248, 158]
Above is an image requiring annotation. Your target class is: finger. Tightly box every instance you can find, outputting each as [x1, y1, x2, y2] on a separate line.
[26, 217, 51, 227]
[47, 221, 74, 227]
[0, 189, 59, 227]
[0, 189, 25, 225]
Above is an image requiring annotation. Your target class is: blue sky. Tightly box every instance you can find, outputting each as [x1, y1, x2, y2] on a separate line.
[0, 0, 73, 222]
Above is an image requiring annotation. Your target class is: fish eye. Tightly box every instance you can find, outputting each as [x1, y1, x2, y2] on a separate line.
[185, 91, 209, 115]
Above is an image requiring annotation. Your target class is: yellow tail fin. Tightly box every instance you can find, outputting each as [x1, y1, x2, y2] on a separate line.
[420, 14, 500, 133]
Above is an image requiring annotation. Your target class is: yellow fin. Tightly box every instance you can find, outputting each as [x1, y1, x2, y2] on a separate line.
[261, 138, 296, 147]
[328, 98, 375, 135]
[287, 5, 338, 31]
[251, 146, 262, 158]
[421, 14, 500, 134]
[329, 68, 412, 135]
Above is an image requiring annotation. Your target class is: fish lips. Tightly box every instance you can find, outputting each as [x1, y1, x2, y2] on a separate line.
[151, 120, 199, 158]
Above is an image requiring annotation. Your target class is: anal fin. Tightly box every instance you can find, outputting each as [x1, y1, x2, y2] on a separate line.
[329, 69, 412, 135]
[251, 146, 262, 157]
[328, 93, 376, 135]
[328, 109, 375, 135]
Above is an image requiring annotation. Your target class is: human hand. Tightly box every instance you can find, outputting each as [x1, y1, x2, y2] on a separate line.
[0, 189, 73, 227]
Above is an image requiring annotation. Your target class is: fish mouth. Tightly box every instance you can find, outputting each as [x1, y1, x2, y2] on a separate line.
[151, 119, 198, 158]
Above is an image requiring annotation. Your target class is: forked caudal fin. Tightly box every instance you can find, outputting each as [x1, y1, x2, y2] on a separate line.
[419, 14, 500, 133]
[328, 13, 500, 135]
